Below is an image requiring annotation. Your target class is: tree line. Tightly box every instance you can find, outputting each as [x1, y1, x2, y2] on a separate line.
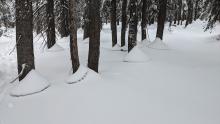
[0, 0, 219, 81]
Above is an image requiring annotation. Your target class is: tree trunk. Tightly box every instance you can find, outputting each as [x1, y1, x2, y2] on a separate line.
[16, 0, 35, 81]
[128, 0, 138, 52]
[111, 0, 117, 47]
[177, 0, 182, 25]
[141, 0, 147, 40]
[83, 0, 90, 40]
[185, 0, 193, 27]
[121, 0, 127, 47]
[88, 0, 101, 72]
[35, 0, 41, 34]
[156, 0, 167, 40]
[60, 0, 69, 38]
[69, 0, 80, 73]
[46, 0, 56, 49]
[194, 0, 199, 21]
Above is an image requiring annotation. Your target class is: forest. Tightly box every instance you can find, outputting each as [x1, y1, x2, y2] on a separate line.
[0, 0, 220, 124]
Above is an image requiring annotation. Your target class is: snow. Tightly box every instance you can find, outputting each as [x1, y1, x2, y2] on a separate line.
[147, 37, 170, 50]
[66, 65, 90, 84]
[10, 70, 50, 97]
[45, 43, 64, 52]
[124, 46, 150, 62]
[0, 21, 220, 124]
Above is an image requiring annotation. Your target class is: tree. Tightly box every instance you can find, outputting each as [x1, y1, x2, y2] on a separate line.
[111, 0, 117, 47]
[185, 0, 193, 27]
[141, 0, 147, 40]
[60, 0, 69, 37]
[128, 0, 138, 52]
[177, 0, 182, 25]
[121, 0, 127, 47]
[83, 0, 90, 40]
[88, 0, 101, 72]
[69, 0, 80, 73]
[156, 0, 167, 40]
[46, 0, 56, 48]
[16, 0, 35, 81]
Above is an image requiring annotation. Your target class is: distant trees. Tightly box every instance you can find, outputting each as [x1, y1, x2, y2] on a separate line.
[15, 0, 35, 80]
[121, 0, 127, 47]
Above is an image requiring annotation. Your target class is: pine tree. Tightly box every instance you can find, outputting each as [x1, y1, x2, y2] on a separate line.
[16, 0, 35, 81]
[141, 0, 147, 40]
[88, 0, 101, 72]
[128, 0, 138, 52]
[46, 0, 56, 48]
[83, 0, 90, 40]
[111, 0, 117, 47]
[60, 0, 69, 38]
[69, 0, 80, 73]
[156, 0, 167, 40]
[121, 0, 127, 47]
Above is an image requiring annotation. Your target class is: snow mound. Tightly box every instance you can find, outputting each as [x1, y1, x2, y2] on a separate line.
[147, 38, 169, 50]
[124, 46, 150, 62]
[46, 44, 64, 52]
[66, 65, 89, 84]
[112, 44, 128, 51]
[10, 70, 50, 97]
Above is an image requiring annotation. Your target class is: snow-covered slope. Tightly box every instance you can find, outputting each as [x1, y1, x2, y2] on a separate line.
[0, 22, 220, 124]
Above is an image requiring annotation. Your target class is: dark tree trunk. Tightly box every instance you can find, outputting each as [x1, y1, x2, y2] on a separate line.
[35, 0, 41, 34]
[69, 0, 80, 73]
[156, 0, 167, 40]
[177, 0, 182, 25]
[16, 0, 35, 81]
[128, 0, 138, 52]
[88, 0, 101, 72]
[194, 0, 199, 21]
[121, 0, 127, 47]
[141, 0, 147, 40]
[83, 0, 90, 40]
[185, 0, 193, 27]
[60, 0, 69, 38]
[46, 0, 56, 49]
[111, 0, 117, 47]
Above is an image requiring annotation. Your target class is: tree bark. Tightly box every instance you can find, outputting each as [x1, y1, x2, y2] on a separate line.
[185, 0, 193, 27]
[177, 0, 182, 25]
[121, 0, 127, 47]
[46, 0, 56, 49]
[128, 0, 138, 52]
[83, 0, 90, 40]
[156, 0, 167, 40]
[88, 0, 101, 72]
[111, 0, 117, 47]
[16, 0, 35, 81]
[141, 0, 147, 40]
[69, 0, 80, 73]
[60, 0, 69, 38]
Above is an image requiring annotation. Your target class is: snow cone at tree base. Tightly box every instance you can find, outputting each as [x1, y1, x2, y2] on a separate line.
[10, 70, 50, 97]
[147, 38, 169, 50]
[124, 46, 150, 63]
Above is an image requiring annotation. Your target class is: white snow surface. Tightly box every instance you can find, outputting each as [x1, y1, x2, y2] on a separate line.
[0, 21, 220, 124]
[124, 46, 150, 62]
[45, 43, 64, 52]
[10, 70, 50, 97]
[148, 37, 170, 50]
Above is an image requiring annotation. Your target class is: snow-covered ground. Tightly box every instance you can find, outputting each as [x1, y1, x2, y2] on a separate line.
[0, 21, 220, 124]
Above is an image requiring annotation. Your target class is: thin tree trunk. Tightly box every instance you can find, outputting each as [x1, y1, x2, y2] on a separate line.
[185, 0, 193, 27]
[177, 0, 182, 25]
[69, 0, 80, 73]
[16, 0, 35, 81]
[156, 0, 167, 40]
[128, 0, 138, 52]
[46, 0, 56, 48]
[88, 0, 101, 72]
[111, 0, 117, 47]
[121, 0, 127, 47]
[141, 0, 147, 40]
